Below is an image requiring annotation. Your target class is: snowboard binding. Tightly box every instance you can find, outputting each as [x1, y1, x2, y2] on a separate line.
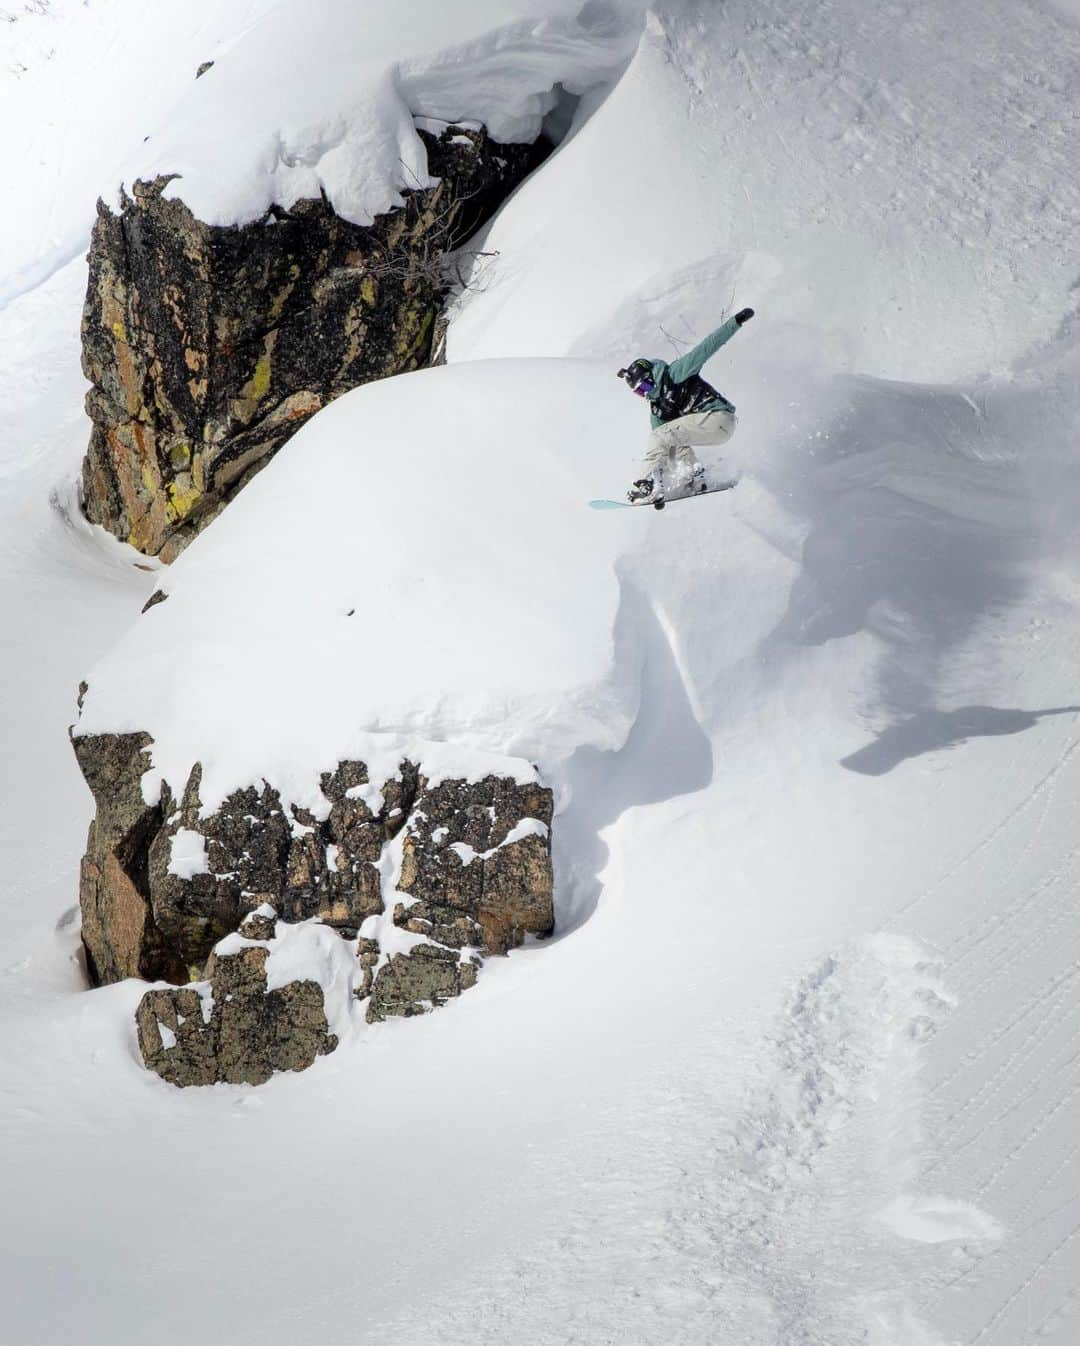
[627, 476, 657, 504]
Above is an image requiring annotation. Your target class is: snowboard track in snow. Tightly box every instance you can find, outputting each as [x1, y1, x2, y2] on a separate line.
[370, 936, 983, 1346]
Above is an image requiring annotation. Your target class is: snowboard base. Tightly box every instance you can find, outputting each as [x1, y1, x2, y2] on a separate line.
[589, 476, 739, 512]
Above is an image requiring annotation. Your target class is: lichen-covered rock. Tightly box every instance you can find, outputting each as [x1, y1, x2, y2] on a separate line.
[74, 731, 555, 1005]
[77, 723, 554, 1085]
[80, 125, 544, 560]
[136, 934, 336, 1087]
[354, 937, 381, 1002]
[365, 944, 479, 1023]
[76, 749, 420, 984]
[279, 759, 418, 932]
[396, 776, 554, 954]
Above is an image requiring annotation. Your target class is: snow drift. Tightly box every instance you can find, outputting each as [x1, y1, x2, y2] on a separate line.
[74, 359, 652, 815]
[112, 0, 643, 230]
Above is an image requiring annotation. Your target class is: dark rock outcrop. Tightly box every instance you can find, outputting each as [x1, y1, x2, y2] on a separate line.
[135, 757, 418, 982]
[73, 731, 185, 986]
[136, 913, 337, 1087]
[80, 125, 544, 560]
[74, 727, 554, 1081]
[366, 944, 479, 1023]
[397, 776, 554, 955]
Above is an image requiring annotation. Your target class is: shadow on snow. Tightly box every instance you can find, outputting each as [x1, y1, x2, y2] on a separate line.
[840, 704, 1080, 776]
[754, 370, 1080, 766]
[552, 578, 713, 934]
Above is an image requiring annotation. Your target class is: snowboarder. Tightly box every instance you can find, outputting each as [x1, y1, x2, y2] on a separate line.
[618, 307, 755, 505]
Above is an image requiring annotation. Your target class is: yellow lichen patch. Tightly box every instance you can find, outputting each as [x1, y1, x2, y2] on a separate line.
[111, 319, 127, 343]
[322, 898, 354, 926]
[169, 442, 191, 470]
[127, 511, 156, 554]
[141, 460, 160, 497]
[360, 275, 378, 306]
[231, 333, 278, 425]
[396, 306, 435, 366]
[165, 476, 201, 523]
[249, 351, 272, 401]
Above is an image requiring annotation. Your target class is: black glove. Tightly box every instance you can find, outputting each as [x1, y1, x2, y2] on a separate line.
[735, 307, 754, 325]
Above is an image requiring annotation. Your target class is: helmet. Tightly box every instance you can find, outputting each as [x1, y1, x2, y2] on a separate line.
[617, 358, 656, 397]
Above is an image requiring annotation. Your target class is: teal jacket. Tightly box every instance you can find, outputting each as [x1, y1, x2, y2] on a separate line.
[641, 316, 743, 428]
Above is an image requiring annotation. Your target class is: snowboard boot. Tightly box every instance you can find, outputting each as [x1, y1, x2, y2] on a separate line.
[627, 476, 657, 504]
[688, 462, 708, 493]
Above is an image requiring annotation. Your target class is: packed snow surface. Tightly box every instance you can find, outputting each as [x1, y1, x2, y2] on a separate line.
[2, 0, 1080, 1344]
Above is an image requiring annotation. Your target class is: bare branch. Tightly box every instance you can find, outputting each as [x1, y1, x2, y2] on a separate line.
[659, 323, 689, 354]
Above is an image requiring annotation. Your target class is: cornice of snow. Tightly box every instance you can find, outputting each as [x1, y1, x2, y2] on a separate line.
[115, 0, 645, 229]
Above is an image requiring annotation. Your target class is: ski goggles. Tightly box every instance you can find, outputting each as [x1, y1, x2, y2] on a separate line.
[619, 365, 655, 397]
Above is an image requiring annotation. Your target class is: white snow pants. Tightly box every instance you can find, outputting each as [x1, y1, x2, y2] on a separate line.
[636, 408, 737, 488]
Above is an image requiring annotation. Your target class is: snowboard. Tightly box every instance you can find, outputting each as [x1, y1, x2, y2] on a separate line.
[589, 475, 739, 512]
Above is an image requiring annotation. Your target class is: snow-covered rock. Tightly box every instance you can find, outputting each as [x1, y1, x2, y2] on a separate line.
[114, 0, 643, 230]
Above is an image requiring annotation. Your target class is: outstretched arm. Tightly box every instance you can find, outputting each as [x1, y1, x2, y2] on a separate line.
[669, 308, 754, 382]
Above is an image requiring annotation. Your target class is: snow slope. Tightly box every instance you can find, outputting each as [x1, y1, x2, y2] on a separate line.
[0, 257, 150, 967]
[448, 0, 1080, 382]
[0, 0, 283, 307]
[2, 1, 1080, 1344]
